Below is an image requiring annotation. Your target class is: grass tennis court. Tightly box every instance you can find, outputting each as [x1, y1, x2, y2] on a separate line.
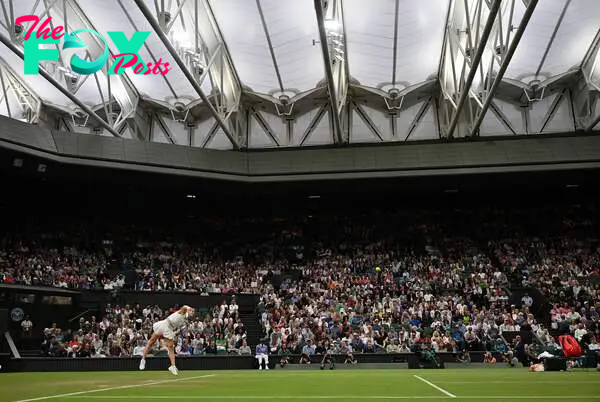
[0, 369, 598, 402]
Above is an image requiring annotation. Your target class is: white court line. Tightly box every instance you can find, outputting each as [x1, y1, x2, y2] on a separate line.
[432, 381, 600, 384]
[63, 396, 600, 400]
[12, 374, 215, 402]
[414, 375, 457, 398]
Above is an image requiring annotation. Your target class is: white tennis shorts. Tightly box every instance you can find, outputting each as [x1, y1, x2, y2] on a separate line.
[153, 319, 175, 340]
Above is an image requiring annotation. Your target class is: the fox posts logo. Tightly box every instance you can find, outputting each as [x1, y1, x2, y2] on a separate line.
[17, 15, 172, 76]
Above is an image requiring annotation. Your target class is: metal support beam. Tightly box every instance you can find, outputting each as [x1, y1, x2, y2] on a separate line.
[389, 112, 397, 139]
[314, 0, 344, 144]
[433, 97, 443, 139]
[60, 118, 71, 132]
[347, 102, 354, 141]
[580, 27, 600, 80]
[353, 102, 384, 142]
[586, 113, 600, 131]
[439, 0, 502, 138]
[125, 106, 153, 141]
[340, 103, 350, 143]
[0, 33, 121, 137]
[187, 123, 196, 147]
[339, 0, 350, 110]
[116, 0, 177, 99]
[201, 120, 220, 148]
[251, 107, 280, 147]
[286, 118, 294, 146]
[150, 0, 243, 120]
[534, 0, 570, 78]
[51, 0, 139, 128]
[572, 70, 598, 130]
[181, 0, 243, 118]
[470, 0, 538, 136]
[539, 89, 566, 133]
[228, 107, 249, 148]
[134, 0, 239, 149]
[522, 107, 530, 134]
[580, 28, 600, 131]
[0, 58, 42, 124]
[404, 98, 432, 141]
[256, 0, 284, 93]
[391, 0, 400, 86]
[446, 0, 502, 138]
[155, 113, 176, 144]
[489, 101, 517, 135]
[117, 122, 128, 136]
[567, 89, 577, 132]
[299, 104, 328, 146]
[0, 65, 12, 119]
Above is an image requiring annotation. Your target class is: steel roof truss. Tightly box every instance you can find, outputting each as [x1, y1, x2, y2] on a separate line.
[0, 58, 41, 123]
[439, 0, 502, 138]
[469, 0, 538, 137]
[579, 28, 600, 131]
[314, 0, 346, 144]
[134, 0, 239, 149]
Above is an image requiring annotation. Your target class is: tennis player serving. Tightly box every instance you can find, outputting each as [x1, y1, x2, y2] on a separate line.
[139, 305, 195, 375]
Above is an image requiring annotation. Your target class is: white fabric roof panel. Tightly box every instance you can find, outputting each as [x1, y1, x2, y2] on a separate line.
[505, 0, 600, 82]
[210, 0, 282, 94]
[210, 0, 324, 95]
[345, 0, 448, 89]
[541, 0, 600, 78]
[344, 0, 395, 88]
[8, 0, 43, 21]
[259, 0, 324, 93]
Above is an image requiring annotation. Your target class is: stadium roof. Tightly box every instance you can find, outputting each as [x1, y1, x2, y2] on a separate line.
[0, 0, 599, 150]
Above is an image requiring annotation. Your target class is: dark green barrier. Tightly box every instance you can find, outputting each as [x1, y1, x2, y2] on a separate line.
[3, 352, 485, 372]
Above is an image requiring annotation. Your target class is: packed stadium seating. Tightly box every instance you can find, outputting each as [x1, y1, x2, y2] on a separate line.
[1, 203, 598, 365]
[38, 301, 249, 358]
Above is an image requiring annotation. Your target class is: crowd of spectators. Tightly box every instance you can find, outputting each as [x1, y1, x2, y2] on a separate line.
[1, 203, 598, 366]
[487, 205, 599, 364]
[257, 240, 521, 361]
[252, 205, 598, 365]
[39, 299, 250, 358]
[0, 218, 277, 293]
